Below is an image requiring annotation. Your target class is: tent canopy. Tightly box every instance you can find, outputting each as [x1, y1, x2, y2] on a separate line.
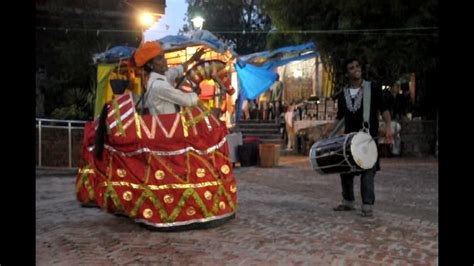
[92, 30, 236, 65]
[90, 32, 319, 121]
[237, 42, 318, 70]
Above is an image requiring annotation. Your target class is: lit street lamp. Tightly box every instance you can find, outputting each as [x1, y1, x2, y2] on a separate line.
[191, 16, 205, 30]
[123, 1, 164, 43]
[139, 12, 156, 28]
[137, 11, 161, 44]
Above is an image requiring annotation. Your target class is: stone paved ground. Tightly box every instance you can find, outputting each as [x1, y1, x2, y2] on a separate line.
[36, 156, 438, 265]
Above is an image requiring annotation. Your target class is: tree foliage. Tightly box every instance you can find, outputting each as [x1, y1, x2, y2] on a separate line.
[36, 0, 140, 120]
[262, 0, 439, 90]
[182, 0, 273, 54]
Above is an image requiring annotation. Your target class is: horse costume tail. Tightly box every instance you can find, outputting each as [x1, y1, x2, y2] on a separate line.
[94, 104, 109, 160]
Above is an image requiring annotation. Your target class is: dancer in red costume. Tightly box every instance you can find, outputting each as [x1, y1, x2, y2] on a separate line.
[76, 42, 237, 231]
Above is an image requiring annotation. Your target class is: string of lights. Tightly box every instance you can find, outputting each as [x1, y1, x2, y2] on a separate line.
[36, 26, 438, 36]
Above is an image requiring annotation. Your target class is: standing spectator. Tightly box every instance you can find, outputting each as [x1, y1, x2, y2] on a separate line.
[284, 102, 296, 151]
[393, 83, 412, 120]
[270, 76, 284, 122]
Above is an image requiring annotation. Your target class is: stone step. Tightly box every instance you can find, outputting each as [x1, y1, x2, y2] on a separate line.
[242, 133, 282, 139]
[238, 124, 279, 129]
[259, 138, 285, 144]
[239, 121, 279, 125]
[240, 128, 280, 134]
[237, 119, 283, 146]
[238, 119, 278, 124]
[240, 133, 284, 143]
[238, 120, 280, 128]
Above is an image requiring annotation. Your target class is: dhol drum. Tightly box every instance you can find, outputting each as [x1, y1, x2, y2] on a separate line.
[309, 131, 378, 175]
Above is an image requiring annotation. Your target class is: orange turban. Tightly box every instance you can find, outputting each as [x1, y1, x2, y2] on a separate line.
[133, 41, 163, 67]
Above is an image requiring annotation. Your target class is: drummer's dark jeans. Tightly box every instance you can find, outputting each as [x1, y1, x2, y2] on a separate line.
[339, 166, 376, 205]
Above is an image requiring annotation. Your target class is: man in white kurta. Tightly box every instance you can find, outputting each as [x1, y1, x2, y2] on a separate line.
[144, 65, 199, 115]
[134, 41, 205, 115]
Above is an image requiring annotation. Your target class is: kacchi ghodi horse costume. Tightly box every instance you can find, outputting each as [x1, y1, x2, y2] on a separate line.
[76, 41, 237, 231]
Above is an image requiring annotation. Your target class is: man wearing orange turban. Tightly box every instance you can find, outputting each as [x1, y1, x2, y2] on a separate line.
[134, 41, 205, 114]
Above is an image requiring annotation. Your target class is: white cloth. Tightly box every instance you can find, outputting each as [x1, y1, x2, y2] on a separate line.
[226, 132, 243, 163]
[379, 121, 402, 155]
[349, 88, 360, 98]
[284, 111, 294, 128]
[284, 105, 295, 128]
[144, 66, 199, 115]
[390, 122, 402, 155]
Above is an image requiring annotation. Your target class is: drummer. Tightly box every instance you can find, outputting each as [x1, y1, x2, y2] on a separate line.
[332, 58, 393, 217]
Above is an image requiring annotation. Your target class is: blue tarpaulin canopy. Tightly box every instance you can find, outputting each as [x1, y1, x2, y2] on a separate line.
[235, 62, 278, 100]
[235, 42, 318, 100]
[92, 46, 136, 64]
[234, 42, 318, 120]
[238, 42, 318, 70]
[234, 62, 278, 122]
[158, 30, 236, 56]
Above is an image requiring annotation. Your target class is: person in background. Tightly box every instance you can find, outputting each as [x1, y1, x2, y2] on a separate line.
[394, 83, 412, 121]
[270, 75, 284, 122]
[284, 102, 296, 151]
[259, 89, 271, 120]
[241, 98, 250, 120]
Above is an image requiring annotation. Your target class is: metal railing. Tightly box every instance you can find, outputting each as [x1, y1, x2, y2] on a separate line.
[36, 118, 87, 168]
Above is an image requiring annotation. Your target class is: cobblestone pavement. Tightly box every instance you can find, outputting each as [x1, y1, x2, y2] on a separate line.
[36, 156, 438, 265]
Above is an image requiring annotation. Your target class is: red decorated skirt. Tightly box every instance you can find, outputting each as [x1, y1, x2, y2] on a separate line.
[76, 93, 237, 230]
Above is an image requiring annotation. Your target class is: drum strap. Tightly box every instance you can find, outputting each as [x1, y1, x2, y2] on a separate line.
[362, 80, 371, 131]
[330, 118, 345, 137]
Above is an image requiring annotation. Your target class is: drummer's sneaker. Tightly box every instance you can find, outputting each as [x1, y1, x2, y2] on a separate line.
[360, 209, 373, 217]
[360, 204, 374, 217]
[333, 205, 355, 211]
[333, 200, 355, 211]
